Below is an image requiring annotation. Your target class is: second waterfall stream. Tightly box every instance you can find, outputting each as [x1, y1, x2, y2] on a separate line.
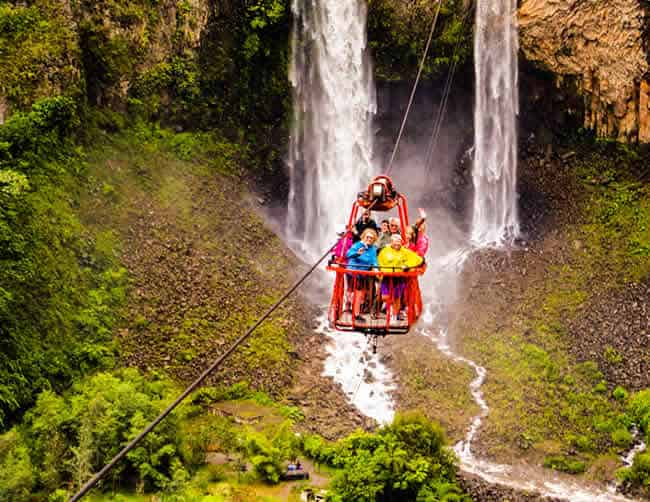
[285, 0, 643, 501]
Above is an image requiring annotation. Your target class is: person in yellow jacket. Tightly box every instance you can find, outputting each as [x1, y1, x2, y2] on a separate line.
[377, 234, 423, 319]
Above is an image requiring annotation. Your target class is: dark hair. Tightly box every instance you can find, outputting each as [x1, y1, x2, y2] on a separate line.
[411, 224, 419, 243]
[381, 219, 389, 225]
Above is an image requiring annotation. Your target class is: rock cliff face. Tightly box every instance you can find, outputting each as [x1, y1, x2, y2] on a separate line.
[0, 0, 210, 120]
[518, 0, 650, 143]
[0, 1, 82, 122]
[74, 0, 210, 107]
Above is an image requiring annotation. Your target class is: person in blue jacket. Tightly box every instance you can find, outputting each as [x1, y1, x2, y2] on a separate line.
[346, 228, 379, 320]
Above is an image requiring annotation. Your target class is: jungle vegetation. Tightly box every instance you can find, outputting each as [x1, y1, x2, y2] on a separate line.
[0, 0, 648, 499]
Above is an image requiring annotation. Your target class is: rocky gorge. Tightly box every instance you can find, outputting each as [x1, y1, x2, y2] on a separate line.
[0, 0, 649, 500]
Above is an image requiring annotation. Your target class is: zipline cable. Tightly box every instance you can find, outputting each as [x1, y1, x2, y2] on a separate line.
[425, 57, 457, 170]
[70, 241, 338, 502]
[71, 4, 462, 500]
[424, 7, 472, 174]
[386, 0, 443, 175]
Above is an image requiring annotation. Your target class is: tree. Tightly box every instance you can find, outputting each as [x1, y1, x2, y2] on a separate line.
[328, 412, 469, 502]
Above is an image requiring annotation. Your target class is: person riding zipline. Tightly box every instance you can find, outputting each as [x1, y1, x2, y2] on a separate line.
[351, 209, 379, 242]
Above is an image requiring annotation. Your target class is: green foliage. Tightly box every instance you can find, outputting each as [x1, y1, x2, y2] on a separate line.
[301, 434, 336, 466]
[191, 383, 303, 424]
[543, 455, 586, 474]
[0, 96, 79, 165]
[610, 428, 633, 448]
[0, 1, 81, 110]
[593, 381, 608, 394]
[628, 390, 650, 442]
[245, 430, 284, 483]
[103, 121, 245, 176]
[79, 23, 133, 96]
[367, 0, 472, 81]
[128, 57, 202, 123]
[0, 170, 29, 196]
[0, 97, 126, 427]
[575, 361, 603, 384]
[75, 0, 167, 106]
[47, 489, 68, 502]
[595, 179, 649, 257]
[0, 429, 35, 501]
[522, 343, 561, 382]
[603, 346, 623, 365]
[567, 434, 594, 452]
[278, 404, 304, 422]
[473, 323, 633, 470]
[192, 382, 253, 405]
[243, 0, 285, 59]
[612, 386, 628, 402]
[197, 0, 291, 173]
[15, 369, 187, 494]
[617, 453, 650, 492]
[325, 412, 466, 502]
[573, 143, 650, 279]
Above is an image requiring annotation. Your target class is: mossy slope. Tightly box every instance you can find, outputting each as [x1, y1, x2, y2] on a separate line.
[78, 124, 308, 397]
[452, 139, 649, 488]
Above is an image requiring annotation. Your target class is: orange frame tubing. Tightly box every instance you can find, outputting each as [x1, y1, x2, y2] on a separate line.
[347, 194, 410, 237]
[332, 176, 421, 334]
[325, 264, 426, 334]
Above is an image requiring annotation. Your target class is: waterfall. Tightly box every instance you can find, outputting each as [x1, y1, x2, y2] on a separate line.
[471, 0, 520, 246]
[287, 0, 376, 259]
[286, 0, 394, 424]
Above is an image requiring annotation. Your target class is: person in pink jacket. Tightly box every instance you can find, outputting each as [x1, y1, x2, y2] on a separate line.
[405, 222, 429, 257]
[333, 226, 353, 263]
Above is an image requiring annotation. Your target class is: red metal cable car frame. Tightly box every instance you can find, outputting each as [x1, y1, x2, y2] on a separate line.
[326, 175, 426, 336]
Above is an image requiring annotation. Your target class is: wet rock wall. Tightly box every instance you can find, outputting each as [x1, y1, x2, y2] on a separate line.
[518, 0, 650, 143]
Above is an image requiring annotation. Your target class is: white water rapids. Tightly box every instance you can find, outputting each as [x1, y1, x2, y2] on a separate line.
[315, 314, 396, 424]
[286, 0, 643, 500]
[422, 249, 643, 502]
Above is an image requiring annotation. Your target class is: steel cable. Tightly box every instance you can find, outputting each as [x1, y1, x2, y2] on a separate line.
[70, 241, 337, 501]
[424, 7, 472, 174]
[386, 0, 443, 174]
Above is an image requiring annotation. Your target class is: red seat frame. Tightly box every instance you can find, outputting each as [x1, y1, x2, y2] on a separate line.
[327, 176, 426, 335]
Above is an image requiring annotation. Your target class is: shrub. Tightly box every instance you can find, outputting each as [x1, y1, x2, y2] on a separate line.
[543, 455, 586, 474]
[617, 452, 650, 491]
[301, 434, 336, 466]
[0, 96, 79, 166]
[20, 369, 187, 494]
[628, 390, 650, 440]
[603, 346, 623, 365]
[128, 57, 202, 122]
[568, 434, 594, 452]
[593, 381, 608, 394]
[0, 429, 35, 501]
[611, 428, 633, 449]
[613, 386, 628, 402]
[245, 431, 283, 484]
[327, 412, 467, 501]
